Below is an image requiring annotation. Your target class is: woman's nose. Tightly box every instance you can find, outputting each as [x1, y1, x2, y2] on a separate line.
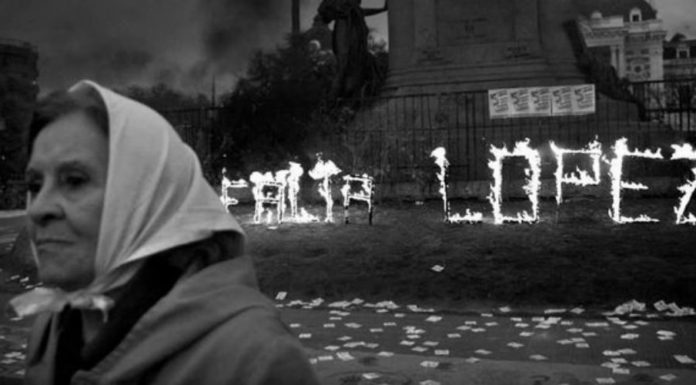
[27, 186, 63, 226]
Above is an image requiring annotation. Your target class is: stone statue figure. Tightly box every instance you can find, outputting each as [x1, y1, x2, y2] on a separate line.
[315, 0, 387, 100]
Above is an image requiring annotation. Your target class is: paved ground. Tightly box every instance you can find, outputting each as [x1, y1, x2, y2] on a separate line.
[0, 299, 694, 384]
[1, 212, 695, 384]
[278, 301, 696, 384]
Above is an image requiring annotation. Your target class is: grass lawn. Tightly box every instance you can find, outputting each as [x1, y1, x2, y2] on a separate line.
[2, 197, 695, 312]
[233, 197, 696, 311]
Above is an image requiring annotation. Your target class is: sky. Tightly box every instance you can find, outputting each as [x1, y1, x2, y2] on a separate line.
[0, 0, 690, 96]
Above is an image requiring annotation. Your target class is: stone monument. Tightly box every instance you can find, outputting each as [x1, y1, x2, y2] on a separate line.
[385, 0, 587, 94]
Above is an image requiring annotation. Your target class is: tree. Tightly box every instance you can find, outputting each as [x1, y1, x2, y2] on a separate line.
[212, 30, 338, 175]
[0, 73, 37, 183]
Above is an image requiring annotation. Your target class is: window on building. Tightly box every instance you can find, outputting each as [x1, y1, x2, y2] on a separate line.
[664, 47, 677, 59]
[691, 46, 696, 58]
[678, 49, 689, 59]
[630, 8, 642, 22]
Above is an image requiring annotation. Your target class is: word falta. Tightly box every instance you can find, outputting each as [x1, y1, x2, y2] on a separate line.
[220, 138, 696, 226]
[432, 137, 696, 225]
[220, 154, 374, 225]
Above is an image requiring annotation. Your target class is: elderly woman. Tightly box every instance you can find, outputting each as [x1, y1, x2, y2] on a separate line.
[12, 81, 319, 385]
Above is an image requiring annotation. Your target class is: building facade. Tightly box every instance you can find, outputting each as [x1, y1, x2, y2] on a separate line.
[664, 37, 696, 79]
[576, 0, 667, 82]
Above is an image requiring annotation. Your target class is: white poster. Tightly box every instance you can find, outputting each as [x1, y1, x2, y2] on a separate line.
[489, 84, 595, 119]
[509, 88, 532, 117]
[488, 88, 511, 119]
[550, 86, 573, 116]
[570, 84, 596, 115]
[529, 87, 552, 116]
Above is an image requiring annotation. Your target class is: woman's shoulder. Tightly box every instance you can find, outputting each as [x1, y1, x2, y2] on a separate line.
[156, 301, 317, 385]
[130, 258, 319, 384]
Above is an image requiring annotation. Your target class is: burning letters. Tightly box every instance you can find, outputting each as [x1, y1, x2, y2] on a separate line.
[340, 174, 374, 225]
[430, 147, 483, 223]
[222, 137, 696, 226]
[487, 139, 541, 224]
[309, 153, 342, 223]
[219, 167, 248, 211]
[550, 138, 602, 204]
[250, 171, 287, 224]
[433, 138, 696, 225]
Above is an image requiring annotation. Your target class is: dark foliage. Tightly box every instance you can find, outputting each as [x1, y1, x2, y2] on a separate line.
[0, 73, 37, 183]
[209, 28, 388, 178]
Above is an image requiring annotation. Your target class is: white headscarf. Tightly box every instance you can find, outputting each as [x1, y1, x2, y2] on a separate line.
[11, 80, 243, 317]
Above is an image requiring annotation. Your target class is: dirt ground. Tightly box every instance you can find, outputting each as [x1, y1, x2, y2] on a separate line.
[230, 197, 696, 311]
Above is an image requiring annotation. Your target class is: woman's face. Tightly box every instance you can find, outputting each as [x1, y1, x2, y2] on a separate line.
[26, 111, 108, 291]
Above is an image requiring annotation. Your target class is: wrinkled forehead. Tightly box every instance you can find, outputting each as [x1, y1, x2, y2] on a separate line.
[28, 110, 109, 174]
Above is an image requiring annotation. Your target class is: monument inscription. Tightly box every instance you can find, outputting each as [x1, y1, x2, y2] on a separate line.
[430, 0, 541, 65]
[436, 0, 514, 46]
[386, 0, 588, 93]
[438, 16, 489, 44]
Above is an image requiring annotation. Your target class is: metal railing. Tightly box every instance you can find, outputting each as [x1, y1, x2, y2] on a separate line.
[629, 77, 696, 132]
[160, 79, 696, 184]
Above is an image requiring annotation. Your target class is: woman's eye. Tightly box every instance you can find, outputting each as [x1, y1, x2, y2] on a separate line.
[62, 174, 88, 188]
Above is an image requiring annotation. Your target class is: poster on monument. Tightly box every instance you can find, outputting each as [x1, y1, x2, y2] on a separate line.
[529, 87, 551, 116]
[570, 84, 596, 115]
[488, 88, 510, 119]
[489, 84, 595, 118]
[550, 86, 573, 116]
[509, 88, 532, 117]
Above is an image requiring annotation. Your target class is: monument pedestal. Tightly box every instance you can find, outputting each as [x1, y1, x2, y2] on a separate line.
[385, 0, 586, 94]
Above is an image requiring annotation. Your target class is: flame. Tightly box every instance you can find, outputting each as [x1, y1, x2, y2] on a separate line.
[430, 147, 483, 223]
[250, 170, 287, 225]
[671, 144, 696, 225]
[430, 147, 451, 221]
[550, 139, 602, 204]
[309, 154, 342, 223]
[287, 162, 304, 218]
[670, 143, 696, 160]
[341, 174, 375, 224]
[620, 181, 649, 190]
[607, 138, 663, 224]
[487, 139, 541, 224]
[448, 209, 484, 224]
[219, 168, 248, 211]
[290, 207, 320, 223]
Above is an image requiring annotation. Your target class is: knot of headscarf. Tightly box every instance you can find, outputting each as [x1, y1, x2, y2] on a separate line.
[9, 287, 114, 322]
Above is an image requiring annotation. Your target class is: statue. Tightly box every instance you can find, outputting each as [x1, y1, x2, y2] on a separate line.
[315, 0, 388, 100]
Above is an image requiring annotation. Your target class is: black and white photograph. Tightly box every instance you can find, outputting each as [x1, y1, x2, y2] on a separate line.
[0, 0, 695, 384]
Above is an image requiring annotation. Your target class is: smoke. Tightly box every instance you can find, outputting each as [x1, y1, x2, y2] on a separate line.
[199, 0, 286, 64]
[656, 0, 696, 39]
[7, 0, 689, 96]
[0, 0, 318, 95]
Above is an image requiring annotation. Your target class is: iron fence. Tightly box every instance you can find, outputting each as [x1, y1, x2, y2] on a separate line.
[629, 77, 696, 133]
[158, 79, 696, 185]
